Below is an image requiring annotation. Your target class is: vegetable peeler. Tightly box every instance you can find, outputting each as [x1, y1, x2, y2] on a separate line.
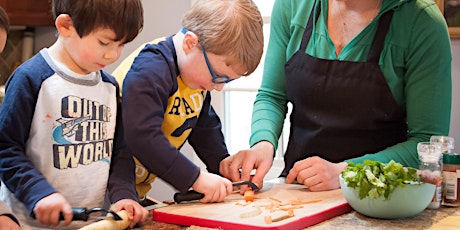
[31, 207, 122, 221]
[173, 180, 260, 203]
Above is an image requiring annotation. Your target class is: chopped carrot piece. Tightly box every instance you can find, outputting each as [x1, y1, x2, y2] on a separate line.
[264, 215, 272, 224]
[244, 190, 254, 202]
[269, 197, 282, 203]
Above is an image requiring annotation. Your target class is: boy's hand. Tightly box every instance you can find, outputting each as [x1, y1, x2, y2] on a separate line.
[0, 215, 21, 230]
[111, 199, 148, 228]
[192, 171, 233, 203]
[33, 193, 72, 227]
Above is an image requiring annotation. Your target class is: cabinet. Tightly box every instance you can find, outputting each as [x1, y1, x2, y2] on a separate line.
[0, 0, 53, 26]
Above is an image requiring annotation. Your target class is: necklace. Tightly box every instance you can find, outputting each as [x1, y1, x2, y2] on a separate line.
[336, 0, 382, 34]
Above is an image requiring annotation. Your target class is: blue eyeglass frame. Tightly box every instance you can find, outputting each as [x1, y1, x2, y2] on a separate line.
[181, 27, 234, 84]
[200, 46, 234, 84]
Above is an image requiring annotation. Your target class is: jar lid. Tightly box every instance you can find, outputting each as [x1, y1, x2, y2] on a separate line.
[443, 153, 460, 164]
[430, 136, 455, 153]
[418, 142, 442, 162]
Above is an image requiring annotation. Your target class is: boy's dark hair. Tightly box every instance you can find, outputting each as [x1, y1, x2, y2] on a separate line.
[52, 0, 143, 44]
[0, 6, 9, 32]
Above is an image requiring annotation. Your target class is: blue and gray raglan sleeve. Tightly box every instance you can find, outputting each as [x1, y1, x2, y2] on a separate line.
[0, 55, 57, 214]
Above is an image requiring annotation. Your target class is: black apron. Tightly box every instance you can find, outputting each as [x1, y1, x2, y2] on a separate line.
[282, 3, 406, 176]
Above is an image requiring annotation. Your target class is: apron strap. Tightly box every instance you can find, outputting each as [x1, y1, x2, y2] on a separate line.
[367, 10, 394, 63]
[300, 0, 321, 52]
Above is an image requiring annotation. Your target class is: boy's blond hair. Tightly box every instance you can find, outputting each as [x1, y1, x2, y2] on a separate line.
[182, 0, 263, 76]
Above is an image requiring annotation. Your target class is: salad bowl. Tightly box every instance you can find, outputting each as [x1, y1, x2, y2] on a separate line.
[339, 160, 436, 219]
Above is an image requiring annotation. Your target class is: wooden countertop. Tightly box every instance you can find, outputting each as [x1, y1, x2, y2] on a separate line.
[135, 205, 460, 230]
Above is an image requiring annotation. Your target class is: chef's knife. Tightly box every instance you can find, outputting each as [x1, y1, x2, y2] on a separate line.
[174, 181, 259, 203]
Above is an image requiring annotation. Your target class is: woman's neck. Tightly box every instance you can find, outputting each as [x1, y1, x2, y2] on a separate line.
[328, 0, 382, 56]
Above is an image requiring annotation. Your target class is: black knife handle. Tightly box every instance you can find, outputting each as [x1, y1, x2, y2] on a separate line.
[174, 190, 204, 203]
[66, 208, 89, 221]
[57, 207, 89, 221]
[31, 207, 89, 221]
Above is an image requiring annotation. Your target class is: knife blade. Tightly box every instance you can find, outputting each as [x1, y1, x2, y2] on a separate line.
[142, 197, 170, 211]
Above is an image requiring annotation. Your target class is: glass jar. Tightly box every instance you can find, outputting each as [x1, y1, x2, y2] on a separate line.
[431, 136, 454, 173]
[442, 153, 460, 206]
[418, 142, 443, 209]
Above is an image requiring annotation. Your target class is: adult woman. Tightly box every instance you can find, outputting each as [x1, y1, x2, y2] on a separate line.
[220, 0, 452, 191]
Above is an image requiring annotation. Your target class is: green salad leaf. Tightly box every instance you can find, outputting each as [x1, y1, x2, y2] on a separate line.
[341, 160, 420, 199]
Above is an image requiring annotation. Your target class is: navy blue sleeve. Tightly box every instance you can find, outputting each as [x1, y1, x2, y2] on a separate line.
[101, 72, 139, 203]
[188, 93, 229, 175]
[0, 55, 57, 214]
[122, 45, 200, 193]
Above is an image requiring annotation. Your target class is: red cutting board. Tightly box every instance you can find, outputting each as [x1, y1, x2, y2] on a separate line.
[153, 180, 352, 229]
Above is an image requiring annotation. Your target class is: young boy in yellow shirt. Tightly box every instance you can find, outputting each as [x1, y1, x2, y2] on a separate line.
[113, 0, 264, 204]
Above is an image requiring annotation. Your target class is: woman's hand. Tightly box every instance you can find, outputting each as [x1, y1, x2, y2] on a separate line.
[220, 141, 274, 191]
[285, 156, 348, 191]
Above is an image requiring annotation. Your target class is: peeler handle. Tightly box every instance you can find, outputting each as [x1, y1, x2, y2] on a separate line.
[69, 207, 89, 221]
[31, 207, 89, 221]
[174, 190, 204, 203]
[59, 208, 89, 221]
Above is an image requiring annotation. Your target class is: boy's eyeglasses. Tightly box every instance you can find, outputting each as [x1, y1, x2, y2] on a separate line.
[181, 27, 234, 84]
[200, 45, 234, 84]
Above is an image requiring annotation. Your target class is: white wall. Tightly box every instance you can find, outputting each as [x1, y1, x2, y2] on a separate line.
[105, 0, 190, 73]
[449, 39, 460, 151]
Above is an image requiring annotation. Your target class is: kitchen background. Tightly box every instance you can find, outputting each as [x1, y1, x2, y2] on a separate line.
[0, 0, 459, 202]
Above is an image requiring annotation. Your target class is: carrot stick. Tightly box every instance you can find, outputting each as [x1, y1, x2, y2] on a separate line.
[418, 170, 443, 186]
[244, 190, 255, 202]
